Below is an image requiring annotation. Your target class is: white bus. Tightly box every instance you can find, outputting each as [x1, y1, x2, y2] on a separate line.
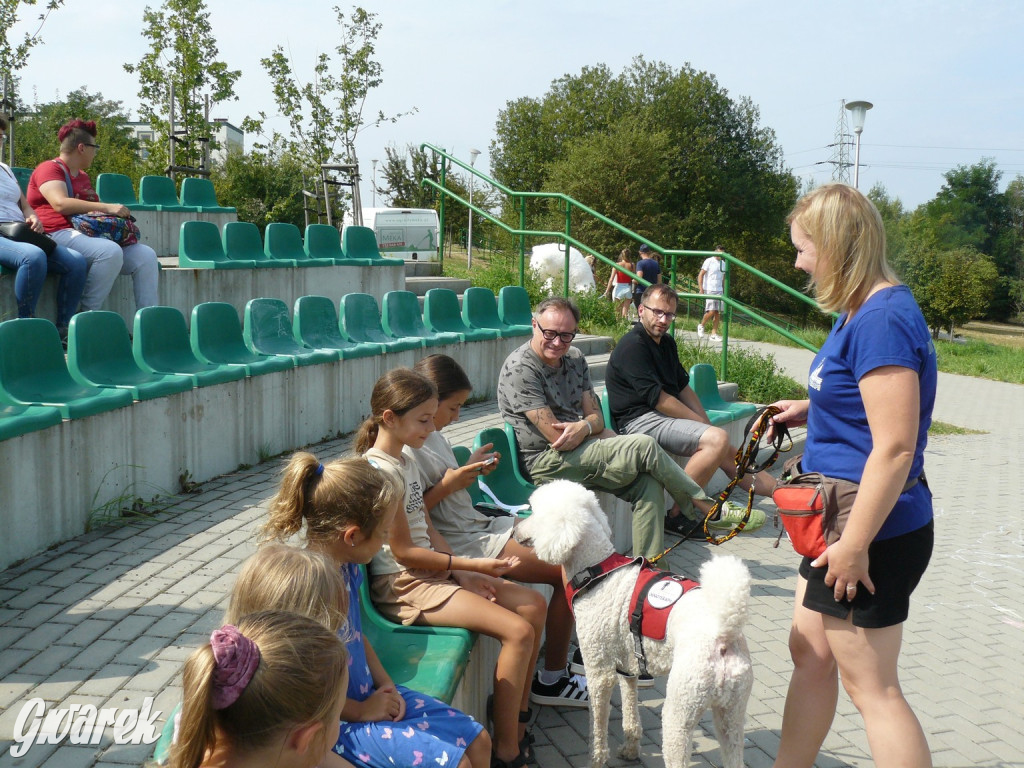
[346, 207, 440, 261]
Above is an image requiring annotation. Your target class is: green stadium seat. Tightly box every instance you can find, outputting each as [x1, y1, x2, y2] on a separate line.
[292, 295, 384, 360]
[222, 221, 294, 268]
[190, 302, 295, 375]
[305, 223, 372, 266]
[471, 425, 536, 516]
[341, 225, 404, 266]
[497, 285, 534, 327]
[357, 565, 474, 702]
[178, 221, 255, 269]
[243, 298, 340, 366]
[179, 177, 236, 213]
[451, 444, 487, 508]
[462, 287, 531, 338]
[67, 311, 193, 401]
[265, 223, 335, 267]
[133, 306, 247, 387]
[599, 391, 617, 432]
[0, 318, 134, 418]
[382, 291, 462, 348]
[138, 175, 202, 212]
[0, 403, 63, 441]
[423, 288, 498, 342]
[339, 293, 424, 352]
[688, 363, 757, 425]
[10, 167, 32, 195]
[95, 173, 158, 211]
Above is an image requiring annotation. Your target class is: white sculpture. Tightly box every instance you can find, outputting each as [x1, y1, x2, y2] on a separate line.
[530, 243, 597, 294]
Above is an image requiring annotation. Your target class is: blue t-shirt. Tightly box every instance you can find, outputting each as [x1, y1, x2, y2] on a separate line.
[803, 285, 936, 540]
[634, 258, 660, 291]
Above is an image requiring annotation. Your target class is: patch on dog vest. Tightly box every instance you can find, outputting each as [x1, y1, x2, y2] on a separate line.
[630, 570, 699, 641]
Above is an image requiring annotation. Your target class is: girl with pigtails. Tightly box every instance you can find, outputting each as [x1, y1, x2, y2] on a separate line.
[262, 454, 491, 768]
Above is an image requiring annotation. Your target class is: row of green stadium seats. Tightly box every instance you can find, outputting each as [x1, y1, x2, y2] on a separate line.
[96, 173, 235, 213]
[178, 222, 403, 269]
[0, 286, 533, 439]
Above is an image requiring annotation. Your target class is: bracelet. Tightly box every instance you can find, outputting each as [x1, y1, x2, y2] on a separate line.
[443, 552, 452, 571]
[583, 419, 593, 436]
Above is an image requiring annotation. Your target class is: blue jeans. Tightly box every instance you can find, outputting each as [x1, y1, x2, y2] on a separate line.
[0, 235, 87, 327]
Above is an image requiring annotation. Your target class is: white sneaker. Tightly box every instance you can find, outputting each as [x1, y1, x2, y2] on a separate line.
[696, 324, 705, 338]
[709, 334, 721, 342]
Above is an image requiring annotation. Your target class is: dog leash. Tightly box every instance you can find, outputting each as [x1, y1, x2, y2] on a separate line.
[651, 405, 791, 563]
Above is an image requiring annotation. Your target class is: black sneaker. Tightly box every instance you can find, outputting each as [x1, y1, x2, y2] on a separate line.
[568, 647, 585, 675]
[529, 672, 589, 707]
[665, 513, 701, 539]
[617, 670, 656, 689]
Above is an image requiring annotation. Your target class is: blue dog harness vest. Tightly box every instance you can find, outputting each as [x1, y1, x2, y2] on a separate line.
[565, 553, 699, 677]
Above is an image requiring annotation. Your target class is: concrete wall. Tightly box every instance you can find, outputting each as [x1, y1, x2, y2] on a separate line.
[0, 336, 525, 571]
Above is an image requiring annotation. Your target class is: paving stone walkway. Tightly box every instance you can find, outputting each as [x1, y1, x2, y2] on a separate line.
[1, 339, 1021, 768]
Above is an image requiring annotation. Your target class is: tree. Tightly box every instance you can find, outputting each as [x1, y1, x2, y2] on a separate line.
[0, 0, 64, 80]
[124, 0, 240, 174]
[210, 148, 307, 232]
[489, 57, 798, 313]
[245, 6, 414, 221]
[922, 247, 998, 338]
[11, 87, 139, 178]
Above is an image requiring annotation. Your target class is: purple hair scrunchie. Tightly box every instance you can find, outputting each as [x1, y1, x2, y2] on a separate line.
[209, 624, 261, 710]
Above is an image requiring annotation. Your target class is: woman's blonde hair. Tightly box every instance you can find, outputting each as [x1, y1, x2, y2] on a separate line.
[169, 610, 347, 768]
[787, 183, 898, 314]
[260, 453, 401, 546]
[354, 368, 437, 453]
[227, 544, 348, 635]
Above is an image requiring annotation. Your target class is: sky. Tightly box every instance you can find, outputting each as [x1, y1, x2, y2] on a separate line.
[9, 0, 1024, 213]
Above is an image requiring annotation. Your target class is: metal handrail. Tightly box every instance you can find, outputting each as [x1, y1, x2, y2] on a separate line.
[420, 144, 824, 377]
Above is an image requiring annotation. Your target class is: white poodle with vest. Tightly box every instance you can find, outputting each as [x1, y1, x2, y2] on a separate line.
[516, 480, 753, 768]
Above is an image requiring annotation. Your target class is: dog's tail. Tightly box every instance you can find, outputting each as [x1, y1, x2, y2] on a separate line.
[698, 554, 751, 642]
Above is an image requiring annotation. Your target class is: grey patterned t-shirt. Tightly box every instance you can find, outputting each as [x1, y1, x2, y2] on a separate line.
[497, 342, 594, 470]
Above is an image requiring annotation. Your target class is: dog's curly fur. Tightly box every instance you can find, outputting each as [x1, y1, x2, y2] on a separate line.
[517, 480, 753, 768]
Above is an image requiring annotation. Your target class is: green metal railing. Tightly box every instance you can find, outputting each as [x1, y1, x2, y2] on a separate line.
[421, 144, 822, 378]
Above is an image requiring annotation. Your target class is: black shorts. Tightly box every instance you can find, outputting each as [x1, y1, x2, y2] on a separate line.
[799, 520, 934, 628]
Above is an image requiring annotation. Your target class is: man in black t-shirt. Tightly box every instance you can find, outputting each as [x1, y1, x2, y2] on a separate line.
[605, 284, 773, 536]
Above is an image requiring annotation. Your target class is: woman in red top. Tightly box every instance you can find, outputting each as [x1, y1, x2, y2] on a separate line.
[27, 119, 159, 312]
[603, 248, 634, 320]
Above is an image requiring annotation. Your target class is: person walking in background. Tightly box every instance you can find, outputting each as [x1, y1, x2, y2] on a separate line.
[697, 245, 726, 341]
[632, 244, 661, 311]
[768, 183, 935, 768]
[603, 248, 634, 320]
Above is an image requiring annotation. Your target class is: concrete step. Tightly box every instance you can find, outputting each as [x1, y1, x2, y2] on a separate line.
[585, 352, 611, 383]
[404, 261, 442, 277]
[404, 275, 472, 297]
[572, 334, 614, 357]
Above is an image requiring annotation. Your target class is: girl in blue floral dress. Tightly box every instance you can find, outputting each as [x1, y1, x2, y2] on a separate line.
[262, 453, 490, 768]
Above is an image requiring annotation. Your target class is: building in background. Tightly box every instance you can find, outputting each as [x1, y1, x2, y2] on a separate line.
[126, 118, 243, 164]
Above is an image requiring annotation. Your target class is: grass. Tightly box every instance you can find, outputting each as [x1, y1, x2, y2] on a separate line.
[929, 420, 986, 436]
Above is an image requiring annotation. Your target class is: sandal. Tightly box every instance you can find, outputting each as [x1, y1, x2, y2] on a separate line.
[491, 753, 531, 768]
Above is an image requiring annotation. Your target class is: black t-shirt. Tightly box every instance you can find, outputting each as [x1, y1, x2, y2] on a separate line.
[605, 322, 689, 429]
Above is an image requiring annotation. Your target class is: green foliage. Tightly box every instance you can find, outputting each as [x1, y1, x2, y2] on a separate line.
[0, 0, 64, 77]
[677, 341, 806, 404]
[124, 0, 241, 173]
[489, 56, 800, 315]
[933, 337, 1024, 384]
[244, 6, 415, 222]
[9, 87, 139, 178]
[209, 148, 307, 231]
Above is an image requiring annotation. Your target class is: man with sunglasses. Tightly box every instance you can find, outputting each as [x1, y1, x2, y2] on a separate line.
[497, 295, 713, 560]
[605, 284, 772, 538]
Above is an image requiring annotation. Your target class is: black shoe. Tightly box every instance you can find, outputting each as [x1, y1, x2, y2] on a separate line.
[568, 647, 585, 675]
[530, 672, 589, 707]
[665, 513, 701, 539]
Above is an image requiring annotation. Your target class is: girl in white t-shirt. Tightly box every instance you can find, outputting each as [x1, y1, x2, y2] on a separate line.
[354, 367, 546, 768]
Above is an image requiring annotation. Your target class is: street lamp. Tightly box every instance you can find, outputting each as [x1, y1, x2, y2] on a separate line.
[371, 158, 379, 208]
[845, 100, 872, 189]
[467, 148, 481, 268]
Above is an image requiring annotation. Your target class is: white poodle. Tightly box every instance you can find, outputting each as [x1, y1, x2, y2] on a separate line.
[516, 480, 753, 768]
